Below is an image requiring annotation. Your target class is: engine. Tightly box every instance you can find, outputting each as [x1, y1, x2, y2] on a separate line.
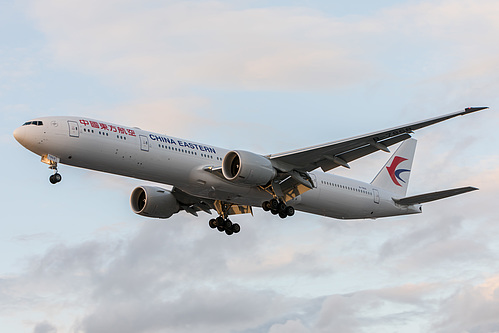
[130, 186, 180, 219]
[222, 150, 276, 185]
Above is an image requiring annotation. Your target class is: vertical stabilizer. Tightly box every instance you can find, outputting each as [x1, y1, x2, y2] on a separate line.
[371, 138, 417, 198]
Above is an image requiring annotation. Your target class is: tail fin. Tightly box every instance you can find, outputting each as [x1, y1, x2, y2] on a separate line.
[371, 138, 417, 198]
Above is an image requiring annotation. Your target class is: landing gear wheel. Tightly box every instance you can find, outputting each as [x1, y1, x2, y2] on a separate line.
[262, 201, 271, 211]
[212, 216, 240, 235]
[270, 198, 279, 210]
[285, 206, 295, 217]
[49, 173, 62, 184]
[279, 211, 287, 219]
[271, 209, 278, 215]
[277, 202, 287, 213]
[216, 216, 225, 227]
[54, 173, 62, 182]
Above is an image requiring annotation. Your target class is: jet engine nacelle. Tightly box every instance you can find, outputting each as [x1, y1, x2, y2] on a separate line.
[130, 186, 180, 219]
[222, 150, 276, 185]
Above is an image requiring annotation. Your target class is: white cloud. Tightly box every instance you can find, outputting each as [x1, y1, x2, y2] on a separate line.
[27, 0, 499, 97]
[27, 0, 378, 93]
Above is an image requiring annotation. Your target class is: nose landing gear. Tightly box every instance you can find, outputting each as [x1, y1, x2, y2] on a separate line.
[41, 154, 62, 185]
[41, 154, 62, 184]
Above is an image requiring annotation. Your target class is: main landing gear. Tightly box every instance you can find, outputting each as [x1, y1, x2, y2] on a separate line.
[209, 216, 241, 236]
[262, 198, 295, 219]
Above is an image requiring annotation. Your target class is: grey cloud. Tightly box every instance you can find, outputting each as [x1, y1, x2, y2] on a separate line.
[268, 319, 311, 333]
[33, 321, 57, 333]
[377, 216, 464, 261]
[3, 212, 497, 333]
[12, 232, 58, 242]
[376, 208, 497, 273]
[4, 216, 332, 332]
[432, 275, 499, 333]
[80, 287, 301, 333]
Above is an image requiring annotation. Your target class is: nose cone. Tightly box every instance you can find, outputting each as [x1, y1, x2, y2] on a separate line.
[13, 126, 25, 144]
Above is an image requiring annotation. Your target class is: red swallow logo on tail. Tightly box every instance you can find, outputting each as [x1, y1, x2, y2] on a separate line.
[386, 156, 410, 186]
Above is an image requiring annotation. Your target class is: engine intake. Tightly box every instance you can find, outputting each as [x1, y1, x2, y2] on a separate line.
[130, 186, 180, 219]
[222, 150, 276, 185]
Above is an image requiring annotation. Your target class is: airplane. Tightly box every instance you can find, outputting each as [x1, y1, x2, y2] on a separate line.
[13, 107, 488, 235]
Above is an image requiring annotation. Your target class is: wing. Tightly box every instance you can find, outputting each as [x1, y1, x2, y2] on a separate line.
[269, 107, 488, 173]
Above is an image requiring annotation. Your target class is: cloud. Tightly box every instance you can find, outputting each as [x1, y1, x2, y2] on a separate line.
[33, 322, 57, 333]
[27, 0, 378, 93]
[2, 205, 498, 333]
[1, 218, 331, 332]
[80, 288, 280, 333]
[27, 0, 499, 98]
[268, 320, 311, 333]
[432, 275, 499, 333]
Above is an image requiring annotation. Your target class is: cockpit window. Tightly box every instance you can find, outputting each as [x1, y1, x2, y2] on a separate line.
[22, 121, 43, 126]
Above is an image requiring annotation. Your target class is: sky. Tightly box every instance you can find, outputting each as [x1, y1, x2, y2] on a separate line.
[1, 0, 499, 332]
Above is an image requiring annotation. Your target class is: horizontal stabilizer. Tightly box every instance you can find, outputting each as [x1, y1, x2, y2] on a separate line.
[393, 186, 478, 205]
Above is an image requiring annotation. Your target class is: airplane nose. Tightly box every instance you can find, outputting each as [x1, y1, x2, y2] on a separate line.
[13, 126, 25, 144]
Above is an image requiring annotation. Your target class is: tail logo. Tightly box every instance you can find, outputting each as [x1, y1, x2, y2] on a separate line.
[386, 156, 410, 187]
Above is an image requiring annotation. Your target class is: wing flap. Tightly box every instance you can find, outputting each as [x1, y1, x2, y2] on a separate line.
[171, 187, 215, 216]
[317, 133, 412, 172]
[393, 186, 478, 205]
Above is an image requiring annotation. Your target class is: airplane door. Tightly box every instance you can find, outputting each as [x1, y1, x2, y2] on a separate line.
[373, 189, 380, 204]
[140, 135, 149, 152]
[68, 121, 79, 137]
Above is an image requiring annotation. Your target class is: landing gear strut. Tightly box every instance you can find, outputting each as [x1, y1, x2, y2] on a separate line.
[262, 198, 295, 219]
[48, 162, 62, 185]
[209, 202, 241, 236]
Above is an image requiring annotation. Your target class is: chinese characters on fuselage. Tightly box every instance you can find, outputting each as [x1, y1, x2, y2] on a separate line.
[79, 119, 136, 137]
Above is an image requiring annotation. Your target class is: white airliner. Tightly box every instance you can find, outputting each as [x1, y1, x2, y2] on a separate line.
[13, 107, 487, 235]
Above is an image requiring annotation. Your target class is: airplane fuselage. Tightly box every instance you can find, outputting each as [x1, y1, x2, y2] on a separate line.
[13, 116, 421, 221]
